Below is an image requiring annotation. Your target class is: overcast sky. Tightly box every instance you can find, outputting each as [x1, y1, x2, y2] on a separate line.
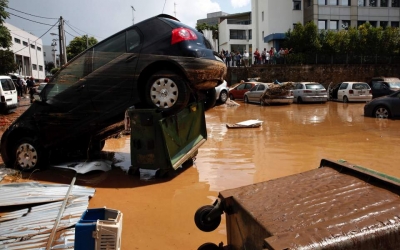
[5, 0, 251, 46]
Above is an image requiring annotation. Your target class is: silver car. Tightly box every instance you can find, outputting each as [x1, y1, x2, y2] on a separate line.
[215, 80, 229, 104]
[293, 82, 328, 103]
[244, 82, 293, 105]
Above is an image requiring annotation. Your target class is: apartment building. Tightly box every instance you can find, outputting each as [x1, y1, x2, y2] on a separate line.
[4, 22, 45, 80]
[218, 12, 252, 55]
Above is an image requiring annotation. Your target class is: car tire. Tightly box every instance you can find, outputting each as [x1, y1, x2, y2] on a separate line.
[197, 243, 220, 250]
[203, 88, 217, 111]
[244, 95, 249, 103]
[145, 70, 189, 114]
[374, 106, 390, 119]
[219, 90, 228, 104]
[229, 93, 234, 100]
[13, 137, 47, 171]
[343, 96, 349, 103]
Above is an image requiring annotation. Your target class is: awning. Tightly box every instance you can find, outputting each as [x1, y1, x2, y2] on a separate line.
[264, 33, 286, 43]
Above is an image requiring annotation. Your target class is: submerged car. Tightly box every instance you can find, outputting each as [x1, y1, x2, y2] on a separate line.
[0, 14, 226, 171]
[329, 82, 372, 103]
[364, 90, 400, 119]
[244, 82, 294, 105]
[292, 82, 327, 103]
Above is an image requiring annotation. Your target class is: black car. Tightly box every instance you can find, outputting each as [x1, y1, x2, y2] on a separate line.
[364, 90, 400, 119]
[0, 14, 226, 170]
[368, 77, 400, 99]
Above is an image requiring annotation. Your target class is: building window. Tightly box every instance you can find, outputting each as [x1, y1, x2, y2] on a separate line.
[381, 0, 388, 6]
[230, 30, 247, 40]
[369, 21, 377, 27]
[341, 20, 350, 29]
[369, 0, 377, 6]
[330, 20, 338, 30]
[328, 0, 338, 5]
[37, 46, 42, 51]
[340, 0, 350, 5]
[358, 0, 365, 6]
[380, 21, 388, 28]
[318, 20, 327, 30]
[32, 64, 37, 70]
[393, 0, 400, 7]
[30, 44, 35, 49]
[318, 0, 326, 4]
[39, 65, 43, 71]
[14, 38, 21, 44]
[44, 52, 46, 56]
[307, 0, 312, 7]
[391, 21, 400, 27]
[23, 41, 28, 46]
[293, 0, 301, 10]
[249, 30, 252, 40]
[261, 11, 264, 21]
[357, 20, 366, 27]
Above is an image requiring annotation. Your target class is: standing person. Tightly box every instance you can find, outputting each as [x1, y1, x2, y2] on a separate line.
[21, 77, 27, 95]
[266, 50, 270, 64]
[15, 77, 23, 98]
[243, 50, 249, 67]
[230, 51, 235, 67]
[225, 50, 231, 67]
[27, 77, 36, 103]
[261, 48, 267, 64]
[253, 48, 260, 65]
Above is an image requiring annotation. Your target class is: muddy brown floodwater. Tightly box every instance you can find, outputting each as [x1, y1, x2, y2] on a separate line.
[2, 100, 400, 249]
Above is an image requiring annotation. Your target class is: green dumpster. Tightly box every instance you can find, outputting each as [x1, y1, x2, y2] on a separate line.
[128, 102, 207, 176]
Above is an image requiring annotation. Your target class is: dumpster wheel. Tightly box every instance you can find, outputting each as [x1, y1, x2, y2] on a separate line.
[197, 242, 220, 250]
[194, 205, 221, 232]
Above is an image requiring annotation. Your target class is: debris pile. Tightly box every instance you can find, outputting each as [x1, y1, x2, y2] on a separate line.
[262, 82, 294, 101]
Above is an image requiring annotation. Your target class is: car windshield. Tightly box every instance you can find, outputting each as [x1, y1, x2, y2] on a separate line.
[352, 83, 370, 89]
[1, 78, 15, 91]
[38, 84, 46, 91]
[388, 82, 400, 88]
[306, 84, 324, 90]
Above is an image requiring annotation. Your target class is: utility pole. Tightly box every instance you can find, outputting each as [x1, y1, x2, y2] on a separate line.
[58, 16, 68, 66]
[131, 6, 135, 25]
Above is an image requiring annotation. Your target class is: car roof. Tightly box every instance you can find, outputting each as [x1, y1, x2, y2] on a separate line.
[0, 75, 12, 79]
[342, 82, 368, 84]
[297, 82, 321, 84]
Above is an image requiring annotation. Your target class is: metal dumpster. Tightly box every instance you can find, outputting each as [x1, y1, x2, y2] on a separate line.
[128, 102, 207, 177]
[195, 159, 400, 250]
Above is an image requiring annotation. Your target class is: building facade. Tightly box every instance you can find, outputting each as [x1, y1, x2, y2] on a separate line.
[4, 22, 45, 80]
[218, 12, 252, 55]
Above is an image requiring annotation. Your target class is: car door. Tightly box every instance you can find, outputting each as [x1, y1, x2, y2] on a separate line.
[231, 83, 246, 99]
[389, 92, 400, 117]
[246, 84, 258, 102]
[0, 78, 18, 108]
[370, 81, 385, 98]
[337, 83, 348, 101]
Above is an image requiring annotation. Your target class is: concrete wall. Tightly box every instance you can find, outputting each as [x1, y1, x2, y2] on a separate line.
[226, 64, 400, 88]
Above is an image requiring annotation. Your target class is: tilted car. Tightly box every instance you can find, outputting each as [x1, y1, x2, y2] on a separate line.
[368, 77, 400, 99]
[292, 82, 327, 103]
[0, 14, 226, 171]
[244, 82, 294, 105]
[329, 82, 372, 103]
[364, 90, 400, 119]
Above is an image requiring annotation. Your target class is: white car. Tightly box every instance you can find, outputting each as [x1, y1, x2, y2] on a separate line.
[0, 75, 18, 113]
[215, 80, 229, 104]
[244, 82, 294, 105]
[329, 82, 372, 103]
[292, 82, 328, 103]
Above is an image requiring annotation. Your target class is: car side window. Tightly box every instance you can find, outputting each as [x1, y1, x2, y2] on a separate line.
[339, 83, 348, 90]
[250, 85, 258, 92]
[258, 85, 265, 91]
[126, 28, 141, 52]
[372, 81, 382, 89]
[245, 84, 253, 90]
[93, 32, 126, 72]
[237, 84, 245, 90]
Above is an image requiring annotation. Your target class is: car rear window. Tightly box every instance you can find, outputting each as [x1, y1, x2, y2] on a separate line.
[1, 78, 15, 91]
[306, 84, 324, 90]
[352, 83, 370, 90]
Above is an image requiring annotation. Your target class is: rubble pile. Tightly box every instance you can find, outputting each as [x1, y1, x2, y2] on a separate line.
[262, 82, 294, 100]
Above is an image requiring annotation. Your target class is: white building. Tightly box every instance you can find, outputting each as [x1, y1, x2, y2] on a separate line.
[4, 22, 45, 80]
[218, 12, 252, 55]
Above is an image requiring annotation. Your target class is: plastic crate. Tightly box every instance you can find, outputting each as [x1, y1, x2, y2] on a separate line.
[75, 208, 123, 250]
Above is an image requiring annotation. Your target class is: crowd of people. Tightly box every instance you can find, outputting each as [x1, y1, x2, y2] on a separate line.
[15, 76, 38, 103]
[218, 47, 293, 67]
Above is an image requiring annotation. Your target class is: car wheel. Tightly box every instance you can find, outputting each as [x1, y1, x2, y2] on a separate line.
[374, 106, 390, 119]
[14, 137, 47, 171]
[297, 97, 303, 104]
[197, 243, 220, 250]
[244, 95, 249, 103]
[202, 88, 217, 111]
[343, 96, 349, 103]
[145, 70, 189, 114]
[219, 90, 228, 104]
[229, 93, 234, 100]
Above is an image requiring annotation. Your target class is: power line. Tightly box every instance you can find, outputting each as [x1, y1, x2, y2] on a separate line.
[65, 20, 104, 40]
[13, 20, 59, 54]
[64, 21, 83, 36]
[64, 29, 76, 38]
[5, 6, 58, 20]
[8, 12, 55, 26]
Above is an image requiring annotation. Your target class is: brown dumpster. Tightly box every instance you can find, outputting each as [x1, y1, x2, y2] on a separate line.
[195, 159, 400, 250]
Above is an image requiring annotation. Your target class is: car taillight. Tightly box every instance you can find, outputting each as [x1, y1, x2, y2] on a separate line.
[303, 90, 312, 93]
[171, 28, 198, 45]
[369, 90, 372, 94]
[349, 90, 354, 94]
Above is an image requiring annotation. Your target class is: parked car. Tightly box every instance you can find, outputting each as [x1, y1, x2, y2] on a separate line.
[229, 81, 257, 100]
[215, 80, 229, 104]
[364, 90, 400, 119]
[368, 77, 400, 99]
[0, 14, 226, 171]
[0, 75, 18, 113]
[244, 82, 294, 105]
[292, 82, 327, 103]
[329, 82, 372, 103]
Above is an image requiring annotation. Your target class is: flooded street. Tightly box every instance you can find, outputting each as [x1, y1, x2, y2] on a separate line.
[3, 100, 400, 249]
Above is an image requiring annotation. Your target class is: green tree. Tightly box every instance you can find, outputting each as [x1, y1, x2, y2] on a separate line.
[0, 0, 17, 74]
[50, 67, 60, 75]
[381, 27, 400, 55]
[195, 23, 219, 39]
[66, 35, 98, 60]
